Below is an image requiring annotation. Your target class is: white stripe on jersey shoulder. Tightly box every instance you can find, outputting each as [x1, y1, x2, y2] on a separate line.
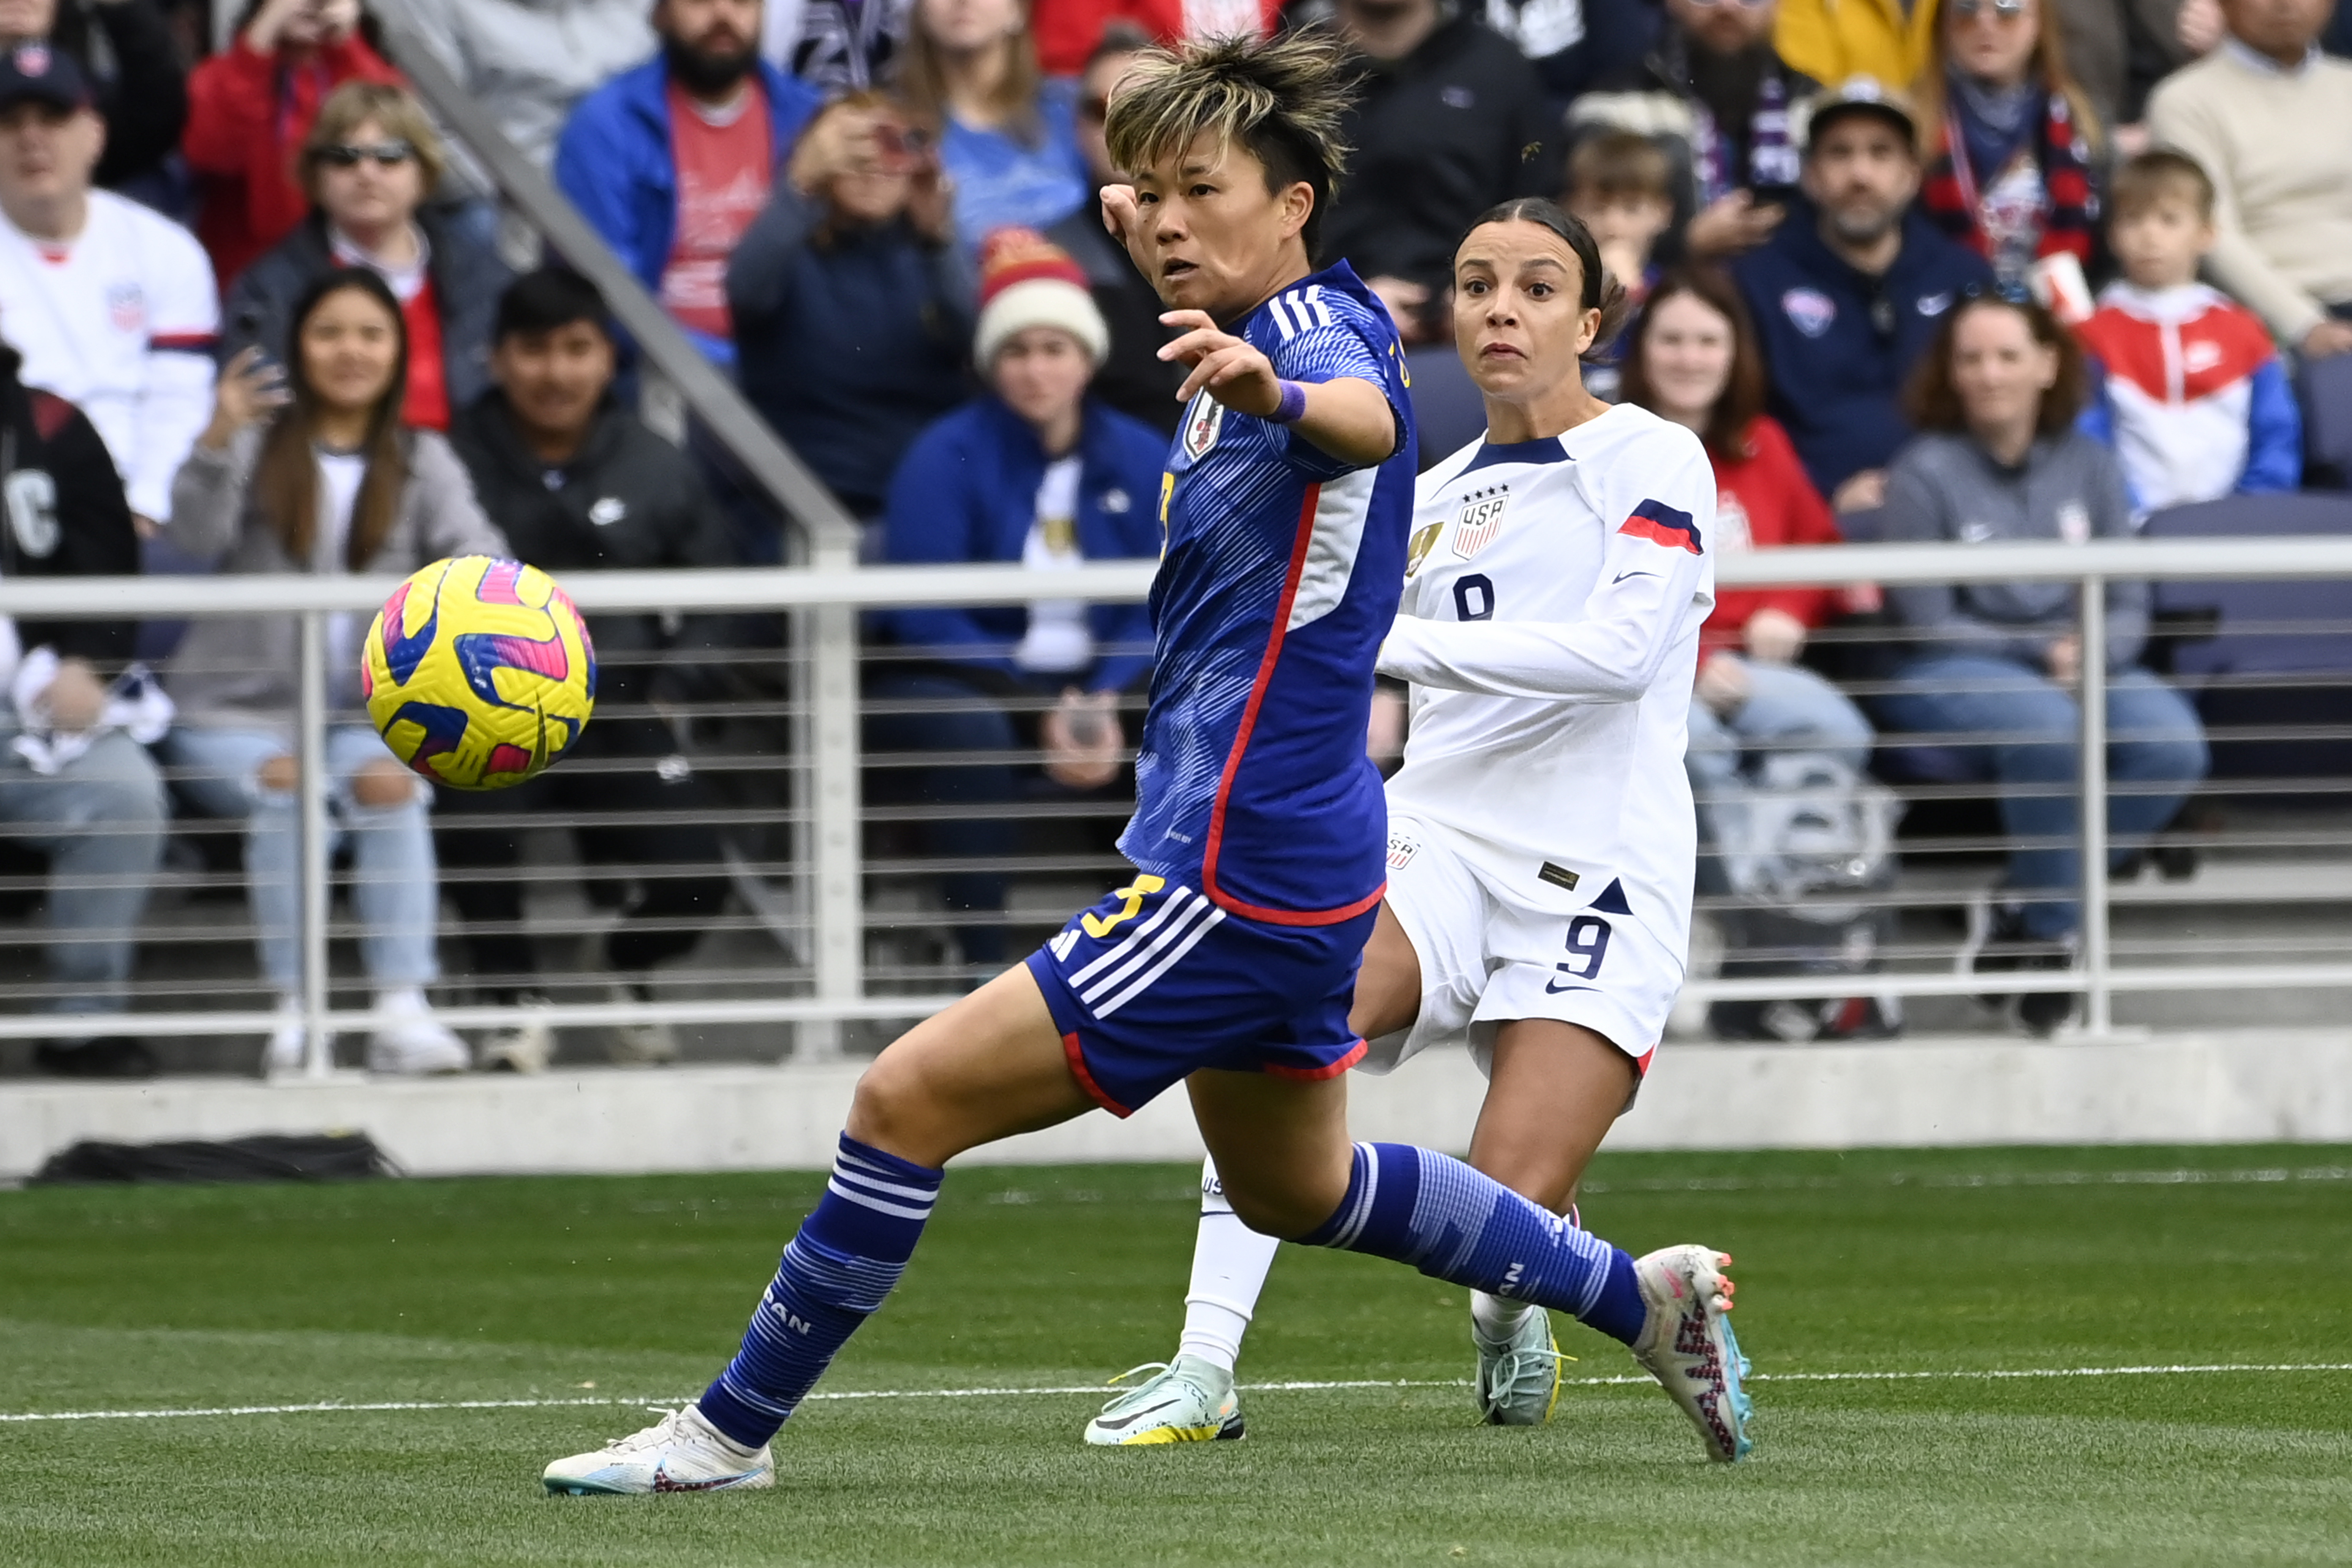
[1268, 284, 1338, 342]
[1286, 466, 1380, 632]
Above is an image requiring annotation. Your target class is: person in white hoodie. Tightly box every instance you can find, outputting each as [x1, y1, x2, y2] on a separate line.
[368, 0, 656, 176]
[2076, 149, 2303, 512]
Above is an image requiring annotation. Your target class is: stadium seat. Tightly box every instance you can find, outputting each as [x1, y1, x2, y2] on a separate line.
[2299, 352, 2352, 489]
[2145, 491, 2352, 784]
[1406, 345, 1486, 469]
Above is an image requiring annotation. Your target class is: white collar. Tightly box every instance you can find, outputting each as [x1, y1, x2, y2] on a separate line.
[2095, 279, 2224, 324]
[2222, 36, 2321, 77]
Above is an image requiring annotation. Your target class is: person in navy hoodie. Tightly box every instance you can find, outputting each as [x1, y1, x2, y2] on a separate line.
[555, 0, 822, 367]
[1732, 77, 1993, 513]
[868, 229, 1164, 973]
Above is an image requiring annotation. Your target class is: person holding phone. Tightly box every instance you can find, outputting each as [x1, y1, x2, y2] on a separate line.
[727, 90, 974, 519]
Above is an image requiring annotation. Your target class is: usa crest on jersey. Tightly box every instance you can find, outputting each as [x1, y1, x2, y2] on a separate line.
[1451, 485, 1509, 559]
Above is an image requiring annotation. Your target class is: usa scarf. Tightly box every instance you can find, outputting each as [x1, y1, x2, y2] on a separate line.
[1921, 87, 2096, 275]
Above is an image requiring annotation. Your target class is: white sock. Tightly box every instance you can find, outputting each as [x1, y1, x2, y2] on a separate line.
[1174, 1156, 1280, 1374]
[376, 985, 428, 1014]
[1470, 1289, 1537, 1345]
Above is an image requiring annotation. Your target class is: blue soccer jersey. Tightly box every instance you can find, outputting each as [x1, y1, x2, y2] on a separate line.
[1119, 260, 1418, 926]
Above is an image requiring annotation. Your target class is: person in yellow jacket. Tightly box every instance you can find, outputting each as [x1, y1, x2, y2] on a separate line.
[1776, 0, 1941, 90]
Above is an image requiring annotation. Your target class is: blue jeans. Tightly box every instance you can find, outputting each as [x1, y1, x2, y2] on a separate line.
[1873, 655, 2210, 939]
[160, 724, 441, 989]
[0, 727, 167, 1015]
[1687, 657, 1875, 787]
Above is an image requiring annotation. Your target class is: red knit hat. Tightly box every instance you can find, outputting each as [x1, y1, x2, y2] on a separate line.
[974, 226, 1110, 368]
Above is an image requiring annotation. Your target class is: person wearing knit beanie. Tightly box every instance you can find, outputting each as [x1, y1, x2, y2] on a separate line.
[974, 226, 1111, 369]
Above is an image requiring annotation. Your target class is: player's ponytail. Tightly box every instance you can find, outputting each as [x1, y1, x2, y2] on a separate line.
[1456, 197, 1629, 364]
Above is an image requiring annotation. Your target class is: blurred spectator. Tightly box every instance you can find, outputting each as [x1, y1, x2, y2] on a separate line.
[1026, 0, 1275, 77]
[1620, 267, 1874, 830]
[1731, 78, 1992, 508]
[184, 0, 401, 291]
[0, 0, 185, 203]
[223, 82, 506, 433]
[871, 231, 1160, 969]
[373, 0, 656, 177]
[0, 46, 217, 531]
[1476, 0, 1666, 103]
[445, 271, 734, 1072]
[158, 269, 506, 1075]
[2077, 148, 2300, 508]
[2055, 0, 2199, 135]
[0, 346, 167, 1079]
[556, 0, 822, 366]
[1874, 292, 2207, 1032]
[1914, 0, 2104, 291]
[1775, 0, 1938, 87]
[1045, 24, 1181, 431]
[766, 0, 913, 91]
[728, 92, 975, 519]
[1565, 131, 1673, 399]
[1566, 0, 1811, 264]
[1319, 0, 1557, 345]
[2147, 0, 2352, 358]
[898, 0, 1089, 250]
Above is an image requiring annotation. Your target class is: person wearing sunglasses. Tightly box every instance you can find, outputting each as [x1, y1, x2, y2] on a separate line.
[221, 81, 509, 435]
[1913, 0, 2107, 292]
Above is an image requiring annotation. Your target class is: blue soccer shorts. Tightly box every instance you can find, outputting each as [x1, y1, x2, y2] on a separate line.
[1023, 873, 1378, 1117]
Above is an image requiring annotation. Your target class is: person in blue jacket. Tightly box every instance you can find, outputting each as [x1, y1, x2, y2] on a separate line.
[1731, 78, 1994, 513]
[870, 229, 1165, 973]
[554, 0, 822, 366]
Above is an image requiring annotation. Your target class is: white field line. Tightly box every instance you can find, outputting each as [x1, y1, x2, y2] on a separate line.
[5, 1363, 2350, 1424]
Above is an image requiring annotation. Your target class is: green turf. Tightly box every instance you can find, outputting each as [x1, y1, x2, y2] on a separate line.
[4, 1144, 2350, 1567]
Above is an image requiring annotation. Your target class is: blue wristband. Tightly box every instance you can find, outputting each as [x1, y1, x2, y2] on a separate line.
[1271, 378, 1309, 425]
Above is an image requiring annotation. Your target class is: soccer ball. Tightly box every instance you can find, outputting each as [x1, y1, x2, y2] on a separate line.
[360, 556, 596, 791]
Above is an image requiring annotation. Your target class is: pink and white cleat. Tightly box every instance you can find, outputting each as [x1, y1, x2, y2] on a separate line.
[1628, 1245, 1754, 1462]
[542, 1403, 773, 1495]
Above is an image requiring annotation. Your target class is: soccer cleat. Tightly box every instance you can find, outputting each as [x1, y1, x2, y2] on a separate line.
[542, 1403, 774, 1495]
[479, 995, 556, 1074]
[1082, 1356, 1244, 1446]
[264, 993, 308, 1074]
[365, 988, 470, 1075]
[1473, 1305, 1563, 1426]
[605, 983, 681, 1066]
[1628, 1245, 1753, 1462]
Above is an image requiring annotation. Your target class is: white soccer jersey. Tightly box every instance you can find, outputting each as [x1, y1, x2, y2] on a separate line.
[1377, 402, 1717, 957]
[0, 190, 219, 522]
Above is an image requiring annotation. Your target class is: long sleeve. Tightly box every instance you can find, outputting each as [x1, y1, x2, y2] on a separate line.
[16, 400, 140, 672]
[555, 95, 660, 291]
[135, 234, 224, 525]
[2088, 444, 2150, 670]
[1380, 444, 1718, 702]
[877, 422, 1008, 672]
[181, 39, 278, 176]
[87, 0, 188, 188]
[409, 433, 509, 560]
[2149, 76, 2328, 343]
[161, 430, 259, 563]
[725, 182, 822, 331]
[2237, 356, 2304, 493]
[1880, 452, 2053, 667]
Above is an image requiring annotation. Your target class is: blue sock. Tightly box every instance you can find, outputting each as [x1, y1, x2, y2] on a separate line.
[697, 1134, 943, 1448]
[1301, 1142, 1647, 1345]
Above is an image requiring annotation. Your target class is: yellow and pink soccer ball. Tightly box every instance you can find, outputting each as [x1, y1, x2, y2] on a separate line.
[360, 556, 596, 791]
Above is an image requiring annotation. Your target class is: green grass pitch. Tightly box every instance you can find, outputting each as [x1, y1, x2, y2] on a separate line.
[4, 1143, 2350, 1567]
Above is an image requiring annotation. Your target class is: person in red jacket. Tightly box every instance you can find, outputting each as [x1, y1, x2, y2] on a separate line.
[1029, 0, 1276, 78]
[183, 0, 401, 290]
[1619, 267, 1876, 824]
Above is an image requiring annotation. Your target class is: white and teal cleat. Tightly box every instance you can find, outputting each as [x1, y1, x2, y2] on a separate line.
[1629, 1245, 1754, 1462]
[1473, 1305, 1564, 1426]
[542, 1403, 774, 1495]
[1082, 1356, 1245, 1446]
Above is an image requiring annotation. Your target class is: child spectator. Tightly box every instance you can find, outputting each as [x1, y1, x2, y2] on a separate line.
[0, 46, 218, 532]
[444, 271, 737, 1072]
[1566, 131, 1673, 398]
[2076, 149, 2301, 510]
[898, 0, 1089, 251]
[727, 91, 975, 520]
[555, 0, 822, 366]
[184, 0, 401, 291]
[158, 269, 507, 1075]
[223, 83, 507, 435]
[869, 230, 1162, 970]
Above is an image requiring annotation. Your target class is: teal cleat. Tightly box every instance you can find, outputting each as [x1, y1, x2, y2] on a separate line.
[1082, 1356, 1245, 1446]
[1473, 1305, 1564, 1426]
[1629, 1245, 1755, 1462]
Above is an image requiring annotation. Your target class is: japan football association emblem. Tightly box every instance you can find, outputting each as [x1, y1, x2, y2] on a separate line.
[1180, 395, 1225, 462]
[1451, 485, 1508, 558]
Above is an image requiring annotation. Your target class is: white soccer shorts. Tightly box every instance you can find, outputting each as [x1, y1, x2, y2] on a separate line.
[1361, 814, 1682, 1080]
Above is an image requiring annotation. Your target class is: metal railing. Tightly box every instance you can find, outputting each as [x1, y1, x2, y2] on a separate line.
[0, 533, 2345, 1075]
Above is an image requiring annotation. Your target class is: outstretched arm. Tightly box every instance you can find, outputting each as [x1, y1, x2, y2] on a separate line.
[1156, 310, 1395, 468]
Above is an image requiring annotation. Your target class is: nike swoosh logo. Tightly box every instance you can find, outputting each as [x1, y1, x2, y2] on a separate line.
[1092, 1399, 1179, 1430]
[1545, 981, 1600, 995]
[1614, 572, 1653, 584]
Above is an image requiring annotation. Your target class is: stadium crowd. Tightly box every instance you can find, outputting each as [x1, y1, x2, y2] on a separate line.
[0, 0, 2346, 1075]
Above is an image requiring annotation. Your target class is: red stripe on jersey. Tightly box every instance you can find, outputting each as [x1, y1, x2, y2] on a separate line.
[149, 332, 219, 354]
[1199, 480, 1389, 928]
[1618, 497, 1703, 554]
[1061, 1030, 1133, 1118]
[1264, 1038, 1369, 1081]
